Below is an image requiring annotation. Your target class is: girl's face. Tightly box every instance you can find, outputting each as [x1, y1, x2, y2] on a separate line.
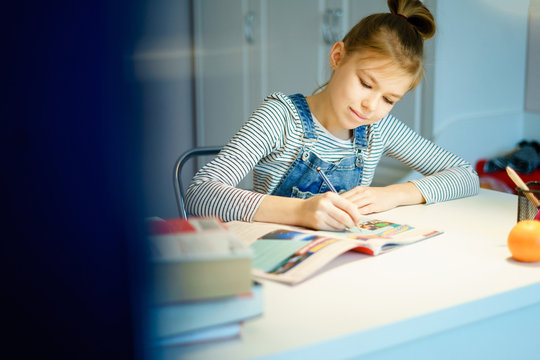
[320, 43, 413, 139]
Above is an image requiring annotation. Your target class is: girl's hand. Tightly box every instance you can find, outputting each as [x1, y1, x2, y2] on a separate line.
[341, 183, 426, 215]
[298, 192, 362, 230]
[256, 184, 423, 230]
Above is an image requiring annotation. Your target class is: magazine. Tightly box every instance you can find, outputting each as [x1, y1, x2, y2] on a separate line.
[228, 218, 442, 284]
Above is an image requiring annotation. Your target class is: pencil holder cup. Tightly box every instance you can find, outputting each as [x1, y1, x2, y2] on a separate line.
[517, 181, 540, 222]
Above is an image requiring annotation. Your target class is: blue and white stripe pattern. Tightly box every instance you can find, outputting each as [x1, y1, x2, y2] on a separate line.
[186, 92, 479, 221]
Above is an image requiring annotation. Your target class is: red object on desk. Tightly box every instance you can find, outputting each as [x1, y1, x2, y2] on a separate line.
[147, 218, 196, 234]
[475, 159, 540, 194]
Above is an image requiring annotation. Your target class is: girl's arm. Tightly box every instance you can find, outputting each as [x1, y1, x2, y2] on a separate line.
[185, 100, 282, 222]
[346, 115, 478, 214]
[380, 116, 479, 204]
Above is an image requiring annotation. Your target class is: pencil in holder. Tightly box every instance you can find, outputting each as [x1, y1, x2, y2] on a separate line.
[517, 181, 540, 222]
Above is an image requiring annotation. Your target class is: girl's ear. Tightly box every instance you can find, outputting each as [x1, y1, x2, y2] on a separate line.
[329, 41, 346, 69]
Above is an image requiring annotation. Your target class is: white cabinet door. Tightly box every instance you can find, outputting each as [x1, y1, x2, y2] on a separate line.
[262, 0, 324, 96]
[194, 0, 341, 146]
[193, 0, 247, 147]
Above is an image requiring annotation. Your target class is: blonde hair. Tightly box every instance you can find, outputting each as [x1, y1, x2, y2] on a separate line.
[315, 0, 436, 94]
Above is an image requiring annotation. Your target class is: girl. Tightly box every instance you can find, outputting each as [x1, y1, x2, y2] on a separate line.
[186, 0, 479, 230]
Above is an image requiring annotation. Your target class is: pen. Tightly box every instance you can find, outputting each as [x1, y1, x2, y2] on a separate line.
[317, 166, 361, 232]
[316, 167, 338, 193]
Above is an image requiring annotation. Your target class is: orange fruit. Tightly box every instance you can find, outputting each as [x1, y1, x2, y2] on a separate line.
[507, 220, 540, 262]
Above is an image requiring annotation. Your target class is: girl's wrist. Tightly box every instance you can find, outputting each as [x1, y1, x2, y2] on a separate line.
[254, 195, 305, 226]
[386, 182, 425, 206]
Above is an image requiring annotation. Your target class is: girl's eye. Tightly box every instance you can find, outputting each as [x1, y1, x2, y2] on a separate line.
[383, 97, 394, 105]
[360, 79, 372, 89]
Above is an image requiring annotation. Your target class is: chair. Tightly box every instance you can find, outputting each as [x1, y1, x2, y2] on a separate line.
[174, 146, 223, 218]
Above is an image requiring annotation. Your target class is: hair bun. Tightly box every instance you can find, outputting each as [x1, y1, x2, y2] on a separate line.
[387, 0, 436, 40]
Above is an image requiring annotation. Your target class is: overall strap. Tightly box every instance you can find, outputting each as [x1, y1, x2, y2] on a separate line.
[352, 125, 368, 148]
[352, 125, 368, 167]
[288, 94, 318, 143]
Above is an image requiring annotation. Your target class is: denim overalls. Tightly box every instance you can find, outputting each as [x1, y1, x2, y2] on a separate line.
[270, 94, 367, 199]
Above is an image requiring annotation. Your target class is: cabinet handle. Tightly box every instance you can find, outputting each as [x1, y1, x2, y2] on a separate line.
[322, 9, 343, 44]
[322, 9, 333, 44]
[332, 9, 343, 42]
[245, 12, 255, 44]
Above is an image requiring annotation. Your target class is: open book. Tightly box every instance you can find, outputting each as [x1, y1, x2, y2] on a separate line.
[228, 218, 442, 284]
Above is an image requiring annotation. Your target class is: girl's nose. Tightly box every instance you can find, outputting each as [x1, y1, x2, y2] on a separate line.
[361, 95, 376, 113]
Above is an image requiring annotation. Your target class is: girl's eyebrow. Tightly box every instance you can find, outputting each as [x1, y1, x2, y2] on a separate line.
[361, 70, 404, 100]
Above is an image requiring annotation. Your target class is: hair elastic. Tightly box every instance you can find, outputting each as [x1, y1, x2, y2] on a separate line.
[397, 13, 408, 20]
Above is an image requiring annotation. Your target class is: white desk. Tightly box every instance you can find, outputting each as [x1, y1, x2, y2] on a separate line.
[155, 189, 540, 359]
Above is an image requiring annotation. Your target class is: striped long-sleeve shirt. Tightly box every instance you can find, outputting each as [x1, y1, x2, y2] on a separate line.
[186, 92, 479, 221]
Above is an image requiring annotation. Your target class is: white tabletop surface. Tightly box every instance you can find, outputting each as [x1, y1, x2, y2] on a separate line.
[155, 189, 540, 360]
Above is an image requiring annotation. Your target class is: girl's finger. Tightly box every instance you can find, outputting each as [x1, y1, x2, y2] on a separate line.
[323, 215, 346, 230]
[357, 202, 376, 214]
[326, 194, 361, 227]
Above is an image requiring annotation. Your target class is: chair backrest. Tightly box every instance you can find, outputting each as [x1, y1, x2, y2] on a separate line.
[173, 146, 223, 218]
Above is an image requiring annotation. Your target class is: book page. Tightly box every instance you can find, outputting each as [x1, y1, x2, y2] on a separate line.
[226, 221, 304, 245]
[251, 238, 362, 284]
[227, 218, 442, 284]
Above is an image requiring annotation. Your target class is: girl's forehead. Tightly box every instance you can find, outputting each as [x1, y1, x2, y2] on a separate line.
[349, 53, 401, 73]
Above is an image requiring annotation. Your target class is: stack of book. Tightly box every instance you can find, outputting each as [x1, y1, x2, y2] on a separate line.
[148, 217, 263, 347]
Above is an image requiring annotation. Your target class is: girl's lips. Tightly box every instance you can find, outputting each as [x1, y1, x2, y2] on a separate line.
[349, 107, 368, 122]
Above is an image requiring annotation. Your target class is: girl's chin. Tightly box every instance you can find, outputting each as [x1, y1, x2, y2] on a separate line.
[348, 116, 370, 127]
